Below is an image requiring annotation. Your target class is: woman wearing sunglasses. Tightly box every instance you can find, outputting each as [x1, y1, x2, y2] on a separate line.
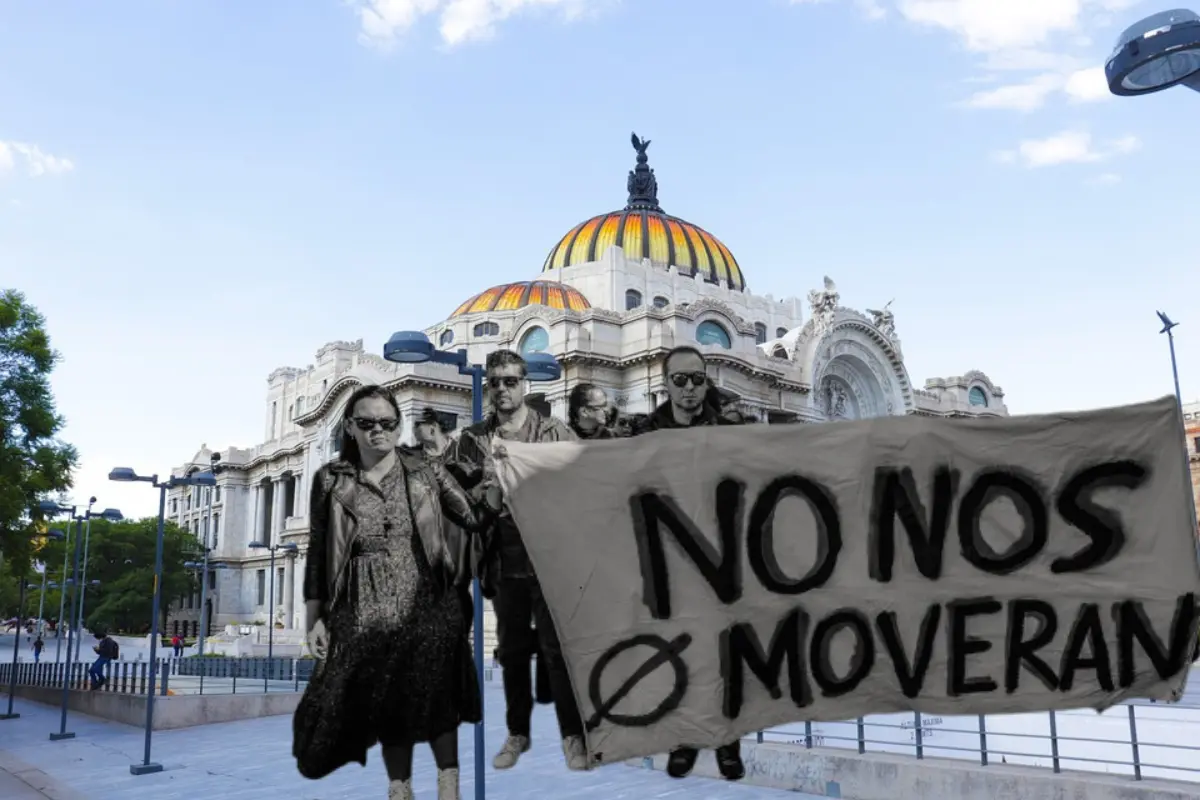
[295, 385, 499, 800]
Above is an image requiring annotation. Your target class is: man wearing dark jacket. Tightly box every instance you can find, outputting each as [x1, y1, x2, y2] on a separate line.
[629, 345, 747, 782]
[444, 349, 587, 772]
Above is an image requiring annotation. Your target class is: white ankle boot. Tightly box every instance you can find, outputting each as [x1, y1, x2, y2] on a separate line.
[388, 778, 414, 800]
[437, 767, 460, 800]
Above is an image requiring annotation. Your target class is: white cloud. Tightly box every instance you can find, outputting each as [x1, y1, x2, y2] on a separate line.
[963, 64, 1112, 110]
[964, 73, 1062, 111]
[993, 130, 1140, 167]
[1087, 172, 1121, 185]
[352, 0, 602, 49]
[1062, 66, 1110, 102]
[0, 140, 75, 178]
[896, 0, 1087, 53]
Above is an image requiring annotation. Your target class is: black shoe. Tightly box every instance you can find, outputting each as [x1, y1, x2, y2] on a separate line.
[666, 747, 698, 778]
[715, 742, 745, 781]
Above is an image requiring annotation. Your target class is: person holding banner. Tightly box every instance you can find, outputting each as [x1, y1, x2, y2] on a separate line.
[444, 349, 590, 772]
[567, 383, 617, 440]
[630, 345, 747, 782]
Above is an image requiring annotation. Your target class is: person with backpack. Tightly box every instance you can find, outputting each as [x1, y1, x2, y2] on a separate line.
[89, 631, 118, 690]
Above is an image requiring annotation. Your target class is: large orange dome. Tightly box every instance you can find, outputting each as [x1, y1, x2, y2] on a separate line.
[449, 280, 591, 319]
[541, 133, 746, 292]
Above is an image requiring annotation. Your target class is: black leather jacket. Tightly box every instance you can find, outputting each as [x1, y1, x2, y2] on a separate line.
[302, 448, 488, 620]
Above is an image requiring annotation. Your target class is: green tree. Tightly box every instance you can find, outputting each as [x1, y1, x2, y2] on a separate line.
[0, 290, 77, 576]
[1, 517, 202, 634]
[81, 518, 203, 634]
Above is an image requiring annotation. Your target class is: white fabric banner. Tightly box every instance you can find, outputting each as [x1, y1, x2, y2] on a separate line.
[495, 396, 1200, 767]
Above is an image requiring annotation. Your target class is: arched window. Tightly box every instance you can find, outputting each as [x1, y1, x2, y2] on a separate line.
[625, 289, 643, 310]
[754, 323, 767, 344]
[968, 386, 989, 407]
[695, 320, 732, 349]
[439, 328, 454, 347]
[518, 326, 549, 355]
[775, 327, 788, 339]
[771, 345, 788, 359]
[473, 321, 499, 337]
[652, 296, 670, 309]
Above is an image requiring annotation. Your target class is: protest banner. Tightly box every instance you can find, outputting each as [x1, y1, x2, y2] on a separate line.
[494, 396, 1200, 767]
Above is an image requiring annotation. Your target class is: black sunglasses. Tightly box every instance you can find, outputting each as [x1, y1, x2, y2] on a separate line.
[351, 416, 399, 432]
[488, 376, 521, 390]
[669, 371, 708, 388]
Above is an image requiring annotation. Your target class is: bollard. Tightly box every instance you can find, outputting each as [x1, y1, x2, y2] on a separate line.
[1048, 710, 1060, 773]
[914, 712, 924, 760]
[804, 721, 813, 749]
[978, 714, 988, 766]
[1128, 705, 1142, 781]
[856, 717, 865, 754]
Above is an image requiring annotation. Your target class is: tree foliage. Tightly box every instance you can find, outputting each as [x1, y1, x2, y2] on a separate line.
[0, 290, 77, 573]
[0, 517, 202, 634]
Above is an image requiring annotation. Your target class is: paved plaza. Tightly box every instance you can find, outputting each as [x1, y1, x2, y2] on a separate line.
[0, 682, 818, 800]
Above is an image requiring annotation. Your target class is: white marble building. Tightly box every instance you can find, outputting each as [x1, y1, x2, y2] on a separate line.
[163, 135, 1009, 641]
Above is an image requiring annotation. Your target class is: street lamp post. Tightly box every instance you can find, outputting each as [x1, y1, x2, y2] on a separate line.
[1107, 9, 1200, 96]
[0, 577, 28, 721]
[0, 526, 60, 722]
[52, 514, 81, 665]
[38, 499, 90, 741]
[71, 507, 123, 669]
[1156, 311, 1200, 546]
[1, 518, 65, 720]
[33, 534, 63, 640]
[383, 330, 563, 800]
[198, 452, 221, 657]
[248, 541, 298, 690]
[108, 466, 216, 776]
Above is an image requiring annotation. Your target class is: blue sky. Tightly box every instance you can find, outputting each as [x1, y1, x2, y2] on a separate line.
[3, 0, 1198, 518]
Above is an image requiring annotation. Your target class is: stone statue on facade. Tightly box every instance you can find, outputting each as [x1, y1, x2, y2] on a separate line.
[822, 381, 849, 419]
[807, 276, 839, 338]
[866, 299, 897, 339]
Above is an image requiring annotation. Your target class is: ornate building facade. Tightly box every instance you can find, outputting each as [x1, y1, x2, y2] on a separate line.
[1184, 401, 1200, 525]
[164, 134, 1010, 638]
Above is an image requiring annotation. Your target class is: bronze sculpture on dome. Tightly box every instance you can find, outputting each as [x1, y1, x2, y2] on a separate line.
[626, 131, 661, 211]
[631, 132, 651, 160]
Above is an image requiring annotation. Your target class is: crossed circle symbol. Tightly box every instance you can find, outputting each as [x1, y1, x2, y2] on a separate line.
[584, 633, 691, 732]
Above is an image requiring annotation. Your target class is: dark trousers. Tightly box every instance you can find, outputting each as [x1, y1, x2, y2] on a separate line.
[493, 576, 582, 740]
[88, 657, 110, 689]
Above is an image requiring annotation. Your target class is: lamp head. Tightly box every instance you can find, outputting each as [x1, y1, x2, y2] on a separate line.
[100, 508, 123, 522]
[1107, 9, 1200, 95]
[281, 543, 299, 552]
[37, 500, 63, 514]
[187, 471, 217, 487]
[108, 467, 140, 482]
[525, 352, 563, 382]
[46, 529, 65, 540]
[384, 331, 435, 364]
[249, 541, 267, 550]
[1157, 310, 1179, 333]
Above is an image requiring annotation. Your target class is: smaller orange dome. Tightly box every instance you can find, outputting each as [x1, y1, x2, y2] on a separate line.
[449, 280, 591, 319]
